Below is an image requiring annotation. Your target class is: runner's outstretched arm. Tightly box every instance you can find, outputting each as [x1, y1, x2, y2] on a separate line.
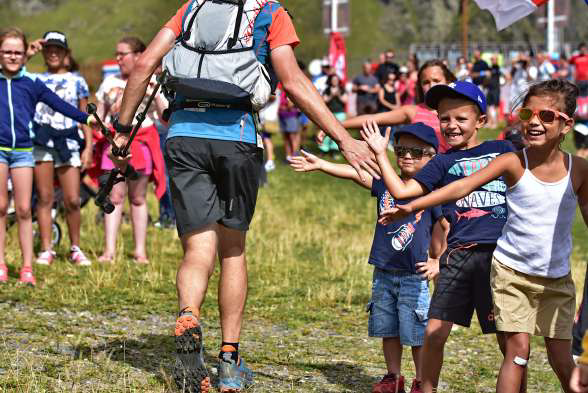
[270, 44, 380, 182]
[116, 28, 175, 129]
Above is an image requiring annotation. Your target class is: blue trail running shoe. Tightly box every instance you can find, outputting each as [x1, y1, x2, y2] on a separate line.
[173, 308, 210, 393]
[218, 352, 254, 392]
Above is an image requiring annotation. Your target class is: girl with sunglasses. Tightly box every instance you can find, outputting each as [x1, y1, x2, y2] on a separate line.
[378, 79, 588, 393]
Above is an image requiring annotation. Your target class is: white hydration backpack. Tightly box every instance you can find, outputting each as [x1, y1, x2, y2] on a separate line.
[163, 0, 275, 113]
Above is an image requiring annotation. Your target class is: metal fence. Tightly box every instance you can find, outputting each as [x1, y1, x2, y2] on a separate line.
[409, 41, 579, 68]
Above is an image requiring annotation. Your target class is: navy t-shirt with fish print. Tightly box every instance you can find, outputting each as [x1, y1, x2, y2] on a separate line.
[413, 140, 515, 248]
[369, 179, 443, 273]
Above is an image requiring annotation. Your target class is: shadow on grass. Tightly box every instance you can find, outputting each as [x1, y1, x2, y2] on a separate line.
[73, 334, 176, 385]
[71, 335, 256, 389]
[295, 361, 376, 392]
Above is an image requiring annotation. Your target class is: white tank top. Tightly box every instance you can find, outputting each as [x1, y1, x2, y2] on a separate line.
[494, 149, 577, 278]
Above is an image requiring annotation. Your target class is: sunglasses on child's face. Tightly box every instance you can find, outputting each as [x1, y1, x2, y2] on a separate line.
[393, 145, 434, 160]
[517, 107, 571, 124]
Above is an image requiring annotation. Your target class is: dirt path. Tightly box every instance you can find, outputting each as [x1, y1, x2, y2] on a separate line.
[1, 301, 563, 392]
[0, 302, 389, 392]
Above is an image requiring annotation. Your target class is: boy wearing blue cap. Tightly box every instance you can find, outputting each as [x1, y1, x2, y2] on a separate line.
[361, 81, 516, 393]
[290, 122, 447, 393]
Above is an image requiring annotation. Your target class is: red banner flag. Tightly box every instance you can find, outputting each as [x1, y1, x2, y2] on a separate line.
[328, 32, 347, 84]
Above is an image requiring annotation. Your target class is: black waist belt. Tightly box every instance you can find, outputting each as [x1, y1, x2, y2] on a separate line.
[163, 99, 253, 121]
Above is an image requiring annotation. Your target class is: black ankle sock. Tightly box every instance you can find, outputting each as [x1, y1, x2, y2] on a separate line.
[219, 342, 239, 362]
[178, 307, 193, 317]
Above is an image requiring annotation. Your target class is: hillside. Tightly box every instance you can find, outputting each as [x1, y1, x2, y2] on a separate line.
[2, 0, 587, 81]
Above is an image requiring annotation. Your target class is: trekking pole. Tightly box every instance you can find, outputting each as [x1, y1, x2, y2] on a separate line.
[87, 70, 169, 213]
[118, 70, 168, 158]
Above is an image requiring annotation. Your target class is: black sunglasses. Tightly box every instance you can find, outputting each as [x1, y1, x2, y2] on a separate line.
[393, 145, 434, 160]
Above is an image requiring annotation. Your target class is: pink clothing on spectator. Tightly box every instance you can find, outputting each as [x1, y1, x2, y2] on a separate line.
[413, 103, 449, 153]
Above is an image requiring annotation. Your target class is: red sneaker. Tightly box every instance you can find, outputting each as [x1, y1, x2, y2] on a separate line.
[373, 373, 405, 393]
[19, 266, 36, 286]
[0, 264, 7, 283]
[410, 379, 423, 393]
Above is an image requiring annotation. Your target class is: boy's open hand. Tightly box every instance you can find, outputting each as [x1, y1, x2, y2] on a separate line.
[416, 258, 440, 281]
[289, 150, 322, 172]
[378, 204, 414, 225]
[360, 120, 390, 156]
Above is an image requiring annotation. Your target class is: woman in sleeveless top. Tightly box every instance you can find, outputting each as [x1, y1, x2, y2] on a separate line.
[93, 37, 167, 264]
[377, 72, 400, 112]
[378, 80, 588, 393]
[340, 59, 455, 153]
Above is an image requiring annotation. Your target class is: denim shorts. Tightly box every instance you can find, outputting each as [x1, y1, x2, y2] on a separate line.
[33, 145, 81, 168]
[367, 267, 430, 346]
[0, 148, 35, 168]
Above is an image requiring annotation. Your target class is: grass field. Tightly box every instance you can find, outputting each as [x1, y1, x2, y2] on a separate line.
[1, 127, 588, 392]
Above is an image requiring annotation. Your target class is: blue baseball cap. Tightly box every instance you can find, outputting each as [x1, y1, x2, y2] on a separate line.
[393, 122, 439, 153]
[425, 81, 487, 114]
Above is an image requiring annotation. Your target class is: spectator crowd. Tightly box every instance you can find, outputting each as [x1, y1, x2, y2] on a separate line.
[3, 20, 588, 393]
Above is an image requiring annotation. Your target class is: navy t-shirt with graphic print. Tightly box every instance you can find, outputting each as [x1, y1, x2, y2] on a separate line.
[369, 179, 443, 273]
[413, 140, 515, 248]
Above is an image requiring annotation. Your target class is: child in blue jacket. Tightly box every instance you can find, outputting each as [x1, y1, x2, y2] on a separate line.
[0, 27, 92, 285]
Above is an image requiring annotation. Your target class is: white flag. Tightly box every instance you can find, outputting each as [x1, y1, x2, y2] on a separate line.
[474, 0, 548, 30]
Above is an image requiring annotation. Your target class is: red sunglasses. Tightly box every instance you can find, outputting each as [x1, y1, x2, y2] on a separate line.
[517, 107, 571, 124]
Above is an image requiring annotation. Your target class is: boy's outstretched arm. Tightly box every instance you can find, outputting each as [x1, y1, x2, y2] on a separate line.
[360, 120, 427, 199]
[380, 152, 518, 224]
[289, 150, 373, 190]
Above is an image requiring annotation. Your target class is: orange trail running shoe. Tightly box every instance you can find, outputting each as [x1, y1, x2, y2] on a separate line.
[173, 307, 210, 393]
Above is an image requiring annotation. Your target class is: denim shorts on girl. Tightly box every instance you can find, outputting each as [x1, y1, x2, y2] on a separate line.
[0, 148, 35, 168]
[33, 145, 81, 168]
[366, 267, 430, 346]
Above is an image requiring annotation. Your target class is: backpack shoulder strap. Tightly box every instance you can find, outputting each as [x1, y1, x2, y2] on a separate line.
[180, 0, 198, 39]
[227, 0, 245, 49]
[181, 0, 208, 43]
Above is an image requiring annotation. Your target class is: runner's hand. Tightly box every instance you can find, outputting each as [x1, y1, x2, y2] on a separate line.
[108, 133, 131, 169]
[378, 204, 413, 225]
[570, 364, 588, 393]
[338, 136, 380, 182]
[360, 120, 390, 156]
[416, 258, 440, 281]
[289, 150, 322, 172]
